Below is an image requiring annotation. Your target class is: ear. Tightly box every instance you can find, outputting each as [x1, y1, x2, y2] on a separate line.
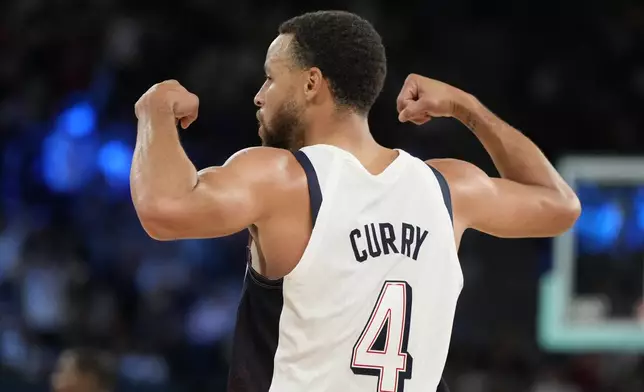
[303, 67, 324, 101]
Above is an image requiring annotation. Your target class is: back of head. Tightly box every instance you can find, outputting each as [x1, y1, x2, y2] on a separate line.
[67, 348, 116, 392]
[278, 10, 387, 115]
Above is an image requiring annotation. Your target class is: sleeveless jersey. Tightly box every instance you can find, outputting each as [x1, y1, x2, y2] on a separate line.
[228, 144, 463, 392]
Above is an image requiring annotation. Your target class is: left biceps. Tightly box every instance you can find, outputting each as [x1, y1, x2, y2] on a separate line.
[466, 178, 580, 238]
[430, 158, 580, 239]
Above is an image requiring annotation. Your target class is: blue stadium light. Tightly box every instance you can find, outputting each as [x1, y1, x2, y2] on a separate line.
[41, 129, 98, 193]
[623, 186, 644, 250]
[575, 202, 624, 253]
[56, 101, 96, 138]
[635, 187, 644, 231]
[97, 140, 133, 188]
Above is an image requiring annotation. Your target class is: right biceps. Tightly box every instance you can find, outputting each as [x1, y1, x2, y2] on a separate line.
[139, 148, 295, 240]
[137, 169, 264, 240]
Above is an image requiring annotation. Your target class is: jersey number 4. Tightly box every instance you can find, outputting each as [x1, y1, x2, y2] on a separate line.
[351, 281, 413, 392]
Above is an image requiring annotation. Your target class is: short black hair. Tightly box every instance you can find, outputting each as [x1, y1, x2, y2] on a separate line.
[68, 348, 116, 391]
[279, 10, 387, 114]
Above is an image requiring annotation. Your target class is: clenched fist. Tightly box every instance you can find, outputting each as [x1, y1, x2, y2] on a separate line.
[135, 80, 199, 129]
[396, 74, 467, 125]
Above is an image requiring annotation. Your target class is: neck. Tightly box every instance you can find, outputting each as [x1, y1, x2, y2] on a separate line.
[302, 111, 399, 176]
[303, 112, 378, 152]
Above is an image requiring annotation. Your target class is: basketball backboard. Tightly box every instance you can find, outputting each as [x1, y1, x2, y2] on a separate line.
[538, 156, 644, 353]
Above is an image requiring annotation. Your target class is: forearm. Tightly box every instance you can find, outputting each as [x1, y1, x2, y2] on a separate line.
[130, 108, 198, 208]
[453, 94, 576, 199]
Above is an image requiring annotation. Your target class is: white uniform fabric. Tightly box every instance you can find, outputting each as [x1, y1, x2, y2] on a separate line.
[268, 144, 463, 392]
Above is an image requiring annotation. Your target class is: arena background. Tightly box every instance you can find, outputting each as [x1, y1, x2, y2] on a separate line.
[1, 0, 644, 391]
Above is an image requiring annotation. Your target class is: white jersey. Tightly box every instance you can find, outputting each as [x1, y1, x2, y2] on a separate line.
[228, 144, 463, 392]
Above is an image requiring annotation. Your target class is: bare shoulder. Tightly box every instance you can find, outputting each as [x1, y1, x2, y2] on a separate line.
[223, 146, 294, 166]
[198, 147, 306, 188]
[133, 147, 309, 240]
[425, 158, 492, 192]
[425, 157, 580, 238]
[425, 158, 496, 239]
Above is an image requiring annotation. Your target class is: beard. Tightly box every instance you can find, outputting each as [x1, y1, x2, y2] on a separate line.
[259, 99, 305, 151]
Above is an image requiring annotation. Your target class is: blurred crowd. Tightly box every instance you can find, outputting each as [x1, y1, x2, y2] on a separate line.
[0, 0, 643, 391]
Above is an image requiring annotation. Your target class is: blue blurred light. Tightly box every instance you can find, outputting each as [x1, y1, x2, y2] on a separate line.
[97, 140, 133, 188]
[623, 187, 644, 250]
[575, 183, 601, 204]
[41, 129, 98, 193]
[576, 202, 623, 254]
[635, 188, 644, 231]
[56, 101, 96, 138]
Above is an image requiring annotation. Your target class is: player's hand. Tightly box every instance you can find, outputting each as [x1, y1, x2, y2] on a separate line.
[396, 74, 465, 125]
[135, 80, 199, 129]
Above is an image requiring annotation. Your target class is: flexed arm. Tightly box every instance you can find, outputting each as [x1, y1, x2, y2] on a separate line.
[396, 74, 581, 238]
[131, 80, 301, 240]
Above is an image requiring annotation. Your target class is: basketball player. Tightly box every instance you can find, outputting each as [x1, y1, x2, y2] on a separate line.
[131, 10, 580, 392]
[51, 348, 115, 392]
